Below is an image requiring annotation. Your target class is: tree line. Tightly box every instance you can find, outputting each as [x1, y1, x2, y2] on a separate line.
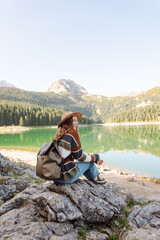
[110, 104, 160, 123]
[1, 87, 160, 123]
[0, 102, 93, 126]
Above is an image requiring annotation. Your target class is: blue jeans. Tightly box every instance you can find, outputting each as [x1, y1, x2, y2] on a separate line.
[54, 161, 99, 184]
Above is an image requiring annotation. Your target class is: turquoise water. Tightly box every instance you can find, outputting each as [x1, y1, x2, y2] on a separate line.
[0, 125, 160, 177]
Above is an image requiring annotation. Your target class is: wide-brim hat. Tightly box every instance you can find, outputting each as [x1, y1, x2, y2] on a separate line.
[58, 111, 82, 128]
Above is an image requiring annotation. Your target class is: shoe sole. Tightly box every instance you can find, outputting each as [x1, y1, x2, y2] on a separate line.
[90, 179, 106, 184]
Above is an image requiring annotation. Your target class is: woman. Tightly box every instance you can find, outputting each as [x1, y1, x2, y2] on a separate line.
[53, 111, 106, 184]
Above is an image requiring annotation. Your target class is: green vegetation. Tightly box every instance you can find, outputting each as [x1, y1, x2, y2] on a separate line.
[0, 178, 4, 184]
[13, 172, 20, 179]
[111, 104, 160, 123]
[18, 200, 31, 208]
[0, 86, 160, 124]
[0, 101, 63, 126]
[12, 192, 18, 198]
[24, 174, 45, 184]
[118, 216, 132, 230]
[149, 178, 160, 184]
[96, 224, 103, 233]
[108, 199, 150, 239]
[0, 102, 92, 126]
[108, 201, 135, 240]
[109, 234, 119, 240]
[121, 205, 132, 217]
[0, 87, 74, 107]
[34, 178, 46, 184]
[127, 200, 137, 210]
[77, 225, 87, 240]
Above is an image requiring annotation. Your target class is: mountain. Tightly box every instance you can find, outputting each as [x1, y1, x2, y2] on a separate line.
[48, 79, 87, 96]
[0, 79, 160, 123]
[137, 87, 160, 98]
[0, 80, 17, 88]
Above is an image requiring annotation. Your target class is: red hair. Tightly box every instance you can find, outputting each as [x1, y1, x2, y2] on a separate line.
[53, 117, 75, 141]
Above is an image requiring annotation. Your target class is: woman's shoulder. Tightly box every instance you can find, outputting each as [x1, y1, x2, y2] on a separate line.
[67, 129, 79, 138]
[67, 129, 81, 146]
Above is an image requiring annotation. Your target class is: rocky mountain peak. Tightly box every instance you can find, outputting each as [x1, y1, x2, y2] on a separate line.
[0, 80, 17, 88]
[48, 79, 87, 95]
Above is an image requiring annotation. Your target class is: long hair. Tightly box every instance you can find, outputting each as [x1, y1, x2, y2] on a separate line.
[53, 117, 76, 142]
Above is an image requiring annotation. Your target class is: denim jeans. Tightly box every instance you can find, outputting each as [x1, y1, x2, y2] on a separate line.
[54, 161, 99, 184]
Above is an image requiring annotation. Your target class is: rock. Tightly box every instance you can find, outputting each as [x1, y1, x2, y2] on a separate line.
[0, 185, 16, 201]
[120, 171, 128, 175]
[48, 79, 87, 96]
[150, 220, 160, 228]
[0, 184, 47, 216]
[2, 176, 29, 191]
[138, 181, 146, 186]
[127, 205, 142, 223]
[128, 202, 160, 228]
[132, 194, 149, 205]
[121, 202, 160, 239]
[48, 180, 125, 222]
[1, 153, 160, 239]
[33, 191, 83, 222]
[86, 230, 109, 240]
[0, 154, 24, 176]
[0, 179, 130, 239]
[0, 154, 41, 205]
[120, 226, 160, 240]
[0, 176, 29, 204]
[0, 204, 75, 240]
[127, 176, 135, 182]
[14, 179, 29, 192]
[102, 166, 110, 171]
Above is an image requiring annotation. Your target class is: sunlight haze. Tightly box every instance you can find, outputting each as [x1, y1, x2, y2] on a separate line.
[0, 0, 160, 97]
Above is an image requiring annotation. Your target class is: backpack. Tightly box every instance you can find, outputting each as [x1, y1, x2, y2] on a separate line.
[36, 140, 70, 180]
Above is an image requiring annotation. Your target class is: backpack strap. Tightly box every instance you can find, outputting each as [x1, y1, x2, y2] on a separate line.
[58, 154, 72, 167]
[53, 140, 72, 168]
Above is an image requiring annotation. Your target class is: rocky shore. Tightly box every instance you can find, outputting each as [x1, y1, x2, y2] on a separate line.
[1, 149, 160, 201]
[0, 152, 160, 239]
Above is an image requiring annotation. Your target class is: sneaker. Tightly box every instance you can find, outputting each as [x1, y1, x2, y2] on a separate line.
[90, 174, 106, 184]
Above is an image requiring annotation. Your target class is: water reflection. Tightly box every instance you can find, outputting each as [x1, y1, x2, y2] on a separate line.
[0, 125, 160, 177]
[79, 125, 160, 157]
[0, 125, 160, 157]
[100, 150, 160, 178]
[0, 127, 58, 151]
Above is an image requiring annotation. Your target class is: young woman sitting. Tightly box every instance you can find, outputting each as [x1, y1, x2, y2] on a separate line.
[53, 111, 106, 184]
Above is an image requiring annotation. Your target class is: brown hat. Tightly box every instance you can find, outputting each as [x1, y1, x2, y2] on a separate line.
[58, 111, 82, 128]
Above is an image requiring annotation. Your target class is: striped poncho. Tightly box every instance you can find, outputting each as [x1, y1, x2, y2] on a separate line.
[57, 129, 100, 181]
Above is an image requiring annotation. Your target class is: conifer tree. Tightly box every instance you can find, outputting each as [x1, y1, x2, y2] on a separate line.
[19, 116, 24, 126]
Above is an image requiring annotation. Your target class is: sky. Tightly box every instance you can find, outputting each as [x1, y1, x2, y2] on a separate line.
[0, 0, 160, 97]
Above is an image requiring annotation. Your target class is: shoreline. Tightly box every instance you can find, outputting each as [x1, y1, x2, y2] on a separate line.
[0, 148, 160, 201]
[0, 148, 159, 181]
[103, 121, 160, 126]
[0, 125, 58, 133]
[0, 121, 160, 132]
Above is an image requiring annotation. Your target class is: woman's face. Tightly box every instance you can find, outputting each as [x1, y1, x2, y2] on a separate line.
[72, 116, 78, 130]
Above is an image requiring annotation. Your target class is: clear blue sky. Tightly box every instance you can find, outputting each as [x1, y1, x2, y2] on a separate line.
[0, 0, 160, 96]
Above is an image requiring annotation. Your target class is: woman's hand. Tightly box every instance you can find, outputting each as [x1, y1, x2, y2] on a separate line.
[97, 159, 103, 165]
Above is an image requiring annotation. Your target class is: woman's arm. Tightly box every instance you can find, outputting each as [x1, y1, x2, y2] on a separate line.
[68, 129, 100, 163]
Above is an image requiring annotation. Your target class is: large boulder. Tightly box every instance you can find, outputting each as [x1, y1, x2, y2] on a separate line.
[120, 202, 160, 240]
[0, 179, 130, 239]
[0, 154, 38, 204]
[0, 153, 160, 239]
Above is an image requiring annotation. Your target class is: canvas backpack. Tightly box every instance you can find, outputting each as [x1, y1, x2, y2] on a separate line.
[36, 140, 70, 180]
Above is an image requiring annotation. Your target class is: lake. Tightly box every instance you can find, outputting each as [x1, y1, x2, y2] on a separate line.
[0, 124, 160, 178]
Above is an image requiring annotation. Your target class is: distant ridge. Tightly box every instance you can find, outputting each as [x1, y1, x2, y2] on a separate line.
[0, 80, 160, 123]
[48, 79, 87, 96]
[0, 80, 17, 88]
